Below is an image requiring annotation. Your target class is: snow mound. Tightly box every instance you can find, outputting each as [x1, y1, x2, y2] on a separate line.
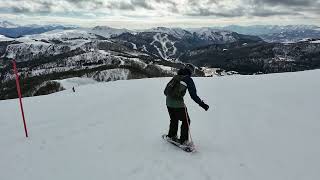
[1, 70, 320, 180]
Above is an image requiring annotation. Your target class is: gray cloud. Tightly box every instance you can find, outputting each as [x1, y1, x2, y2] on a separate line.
[11, 6, 32, 13]
[291, 6, 320, 16]
[107, 0, 154, 11]
[187, 0, 200, 6]
[253, 0, 316, 6]
[183, 0, 320, 18]
[9, 1, 55, 14]
[154, 0, 179, 13]
[251, 8, 301, 17]
[155, 0, 177, 6]
[131, 0, 154, 10]
[108, 1, 135, 10]
[247, 0, 320, 18]
[0, 0, 319, 24]
[186, 7, 245, 18]
[61, 0, 105, 9]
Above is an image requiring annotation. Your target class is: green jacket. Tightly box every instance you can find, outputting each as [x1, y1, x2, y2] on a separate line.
[166, 69, 203, 108]
[166, 94, 186, 108]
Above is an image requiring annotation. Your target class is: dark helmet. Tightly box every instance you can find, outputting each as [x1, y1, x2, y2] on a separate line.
[185, 63, 195, 74]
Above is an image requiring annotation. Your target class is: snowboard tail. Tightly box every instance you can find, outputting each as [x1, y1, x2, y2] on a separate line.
[162, 134, 195, 153]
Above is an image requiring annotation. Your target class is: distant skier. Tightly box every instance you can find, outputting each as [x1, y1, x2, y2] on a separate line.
[72, 87, 75, 92]
[164, 63, 209, 146]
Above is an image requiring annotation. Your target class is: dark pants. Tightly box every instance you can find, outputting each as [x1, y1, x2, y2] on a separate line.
[167, 106, 191, 143]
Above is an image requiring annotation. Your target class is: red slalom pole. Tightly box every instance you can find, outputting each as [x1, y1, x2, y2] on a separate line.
[12, 60, 28, 138]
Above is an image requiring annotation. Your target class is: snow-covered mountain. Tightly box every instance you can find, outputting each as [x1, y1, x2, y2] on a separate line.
[189, 27, 262, 44]
[1, 24, 319, 100]
[112, 28, 262, 60]
[145, 27, 192, 39]
[23, 29, 97, 41]
[0, 27, 187, 99]
[260, 29, 320, 43]
[191, 28, 236, 42]
[90, 26, 132, 38]
[1, 21, 318, 42]
[1, 70, 320, 180]
[0, 20, 75, 38]
[218, 25, 320, 36]
[211, 25, 320, 43]
[1, 29, 98, 61]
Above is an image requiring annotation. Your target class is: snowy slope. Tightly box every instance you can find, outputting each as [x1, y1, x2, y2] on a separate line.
[150, 33, 177, 60]
[4, 29, 95, 60]
[1, 70, 320, 180]
[4, 41, 54, 59]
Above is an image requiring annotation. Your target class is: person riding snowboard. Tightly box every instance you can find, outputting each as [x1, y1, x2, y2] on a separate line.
[164, 63, 209, 146]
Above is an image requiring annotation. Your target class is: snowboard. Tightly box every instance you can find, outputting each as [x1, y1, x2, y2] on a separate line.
[162, 134, 196, 153]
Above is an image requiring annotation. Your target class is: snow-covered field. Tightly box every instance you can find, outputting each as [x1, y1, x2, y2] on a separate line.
[1, 70, 320, 180]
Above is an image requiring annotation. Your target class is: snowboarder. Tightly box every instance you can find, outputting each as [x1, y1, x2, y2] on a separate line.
[164, 63, 209, 147]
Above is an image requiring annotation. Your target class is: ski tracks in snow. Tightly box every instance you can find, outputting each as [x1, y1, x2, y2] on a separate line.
[150, 33, 177, 60]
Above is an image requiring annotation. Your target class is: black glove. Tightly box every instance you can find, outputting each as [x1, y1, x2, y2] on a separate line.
[200, 101, 209, 111]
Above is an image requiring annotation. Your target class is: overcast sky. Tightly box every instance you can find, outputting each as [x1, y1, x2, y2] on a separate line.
[0, 0, 319, 28]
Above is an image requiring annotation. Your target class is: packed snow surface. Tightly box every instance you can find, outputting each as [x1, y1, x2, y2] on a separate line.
[1, 70, 320, 180]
